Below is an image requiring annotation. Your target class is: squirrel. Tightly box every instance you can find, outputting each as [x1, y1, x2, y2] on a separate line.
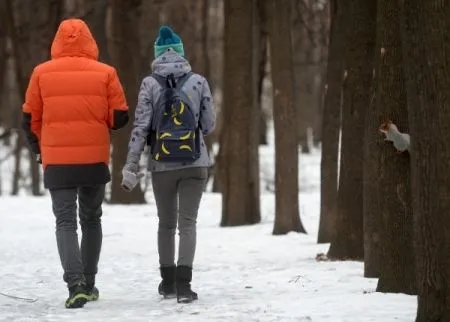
[379, 120, 410, 153]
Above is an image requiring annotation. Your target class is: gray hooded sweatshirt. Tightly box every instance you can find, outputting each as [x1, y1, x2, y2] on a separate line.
[126, 49, 216, 172]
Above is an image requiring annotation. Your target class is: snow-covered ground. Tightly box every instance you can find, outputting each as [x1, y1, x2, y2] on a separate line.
[0, 131, 416, 321]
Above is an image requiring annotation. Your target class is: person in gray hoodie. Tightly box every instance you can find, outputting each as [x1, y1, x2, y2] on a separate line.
[121, 26, 215, 303]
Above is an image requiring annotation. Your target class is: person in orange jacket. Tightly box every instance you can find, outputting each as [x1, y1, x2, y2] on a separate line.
[22, 18, 129, 309]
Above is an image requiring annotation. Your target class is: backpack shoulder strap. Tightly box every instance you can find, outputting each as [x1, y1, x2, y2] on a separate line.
[176, 72, 194, 90]
[148, 73, 168, 132]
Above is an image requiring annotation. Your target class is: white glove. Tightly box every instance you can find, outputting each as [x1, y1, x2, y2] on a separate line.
[121, 164, 145, 192]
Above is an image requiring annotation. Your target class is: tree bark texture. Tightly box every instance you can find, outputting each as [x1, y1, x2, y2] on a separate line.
[6, 0, 62, 196]
[0, 4, 6, 112]
[362, 20, 382, 278]
[370, 0, 415, 293]
[199, 0, 215, 159]
[202, 0, 224, 96]
[363, 84, 381, 277]
[109, 0, 146, 204]
[317, 0, 344, 244]
[399, 0, 450, 320]
[0, 2, 8, 142]
[218, 0, 260, 226]
[291, 0, 313, 154]
[268, 0, 306, 235]
[257, 0, 269, 146]
[327, 0, 376, 259]
[311, 1, 330, 148]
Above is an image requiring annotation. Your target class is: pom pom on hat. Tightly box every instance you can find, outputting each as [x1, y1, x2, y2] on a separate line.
[158, 26, 175, 44]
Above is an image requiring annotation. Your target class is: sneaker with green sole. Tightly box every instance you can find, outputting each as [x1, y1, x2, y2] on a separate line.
[65, 283, 89, 309]
[86, 285, 99, 301]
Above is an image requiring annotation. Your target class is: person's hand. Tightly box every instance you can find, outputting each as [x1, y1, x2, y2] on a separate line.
[121, 163, 145, 192]
[36, 154, 42, 164]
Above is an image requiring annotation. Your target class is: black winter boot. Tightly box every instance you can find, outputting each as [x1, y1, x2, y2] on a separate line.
[176, 266, 198, 303]
[158, 266, 176, 299]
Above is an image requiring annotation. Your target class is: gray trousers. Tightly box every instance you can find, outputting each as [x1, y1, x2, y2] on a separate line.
[49, 185, 105, 288]
[151, 167, 207, 268]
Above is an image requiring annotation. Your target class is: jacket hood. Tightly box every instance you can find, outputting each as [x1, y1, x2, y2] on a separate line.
[51, 19, 99, 60]
[151, 49, 191, 78]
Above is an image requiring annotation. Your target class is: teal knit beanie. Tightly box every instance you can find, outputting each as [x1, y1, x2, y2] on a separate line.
[154, 26, 185, 58]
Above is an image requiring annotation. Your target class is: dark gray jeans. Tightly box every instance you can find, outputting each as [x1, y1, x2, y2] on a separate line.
[49, 185, 105, 288]
[151, 167, 207, 268]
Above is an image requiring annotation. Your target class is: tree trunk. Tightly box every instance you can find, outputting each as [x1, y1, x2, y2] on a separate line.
[327, 0, 376, 259]
[6, 0, 62, 196]
[362, 65, 381, 276]
[109, 0, 146, 204]
[257, 0, 268, 146]
[317, 0, 344, 244]
[268, 0, 306, 235]
[200, 0, 211, 81]
[0, 3, 6, 108]
[291, 0, 313, 154]
[366, 0, 415, 291]
[312, 2, 329, 148]
[362, 18, 381, 278]
[200, 0, 212, 122]
[204, 0, 224, 96]
[218, 0, 260, 226]
[199, 0, 215, 185]
[399, 1, 450, 320]
[0, 1, 10, 153]
[6, 0, 24, 196]
[11, 135, 24, 195]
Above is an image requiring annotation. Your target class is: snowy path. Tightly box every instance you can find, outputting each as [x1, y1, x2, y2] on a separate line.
[0, 152, 416, 321]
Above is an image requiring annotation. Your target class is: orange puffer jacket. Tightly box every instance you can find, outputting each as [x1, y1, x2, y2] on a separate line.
[22, 19, 129, 189]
